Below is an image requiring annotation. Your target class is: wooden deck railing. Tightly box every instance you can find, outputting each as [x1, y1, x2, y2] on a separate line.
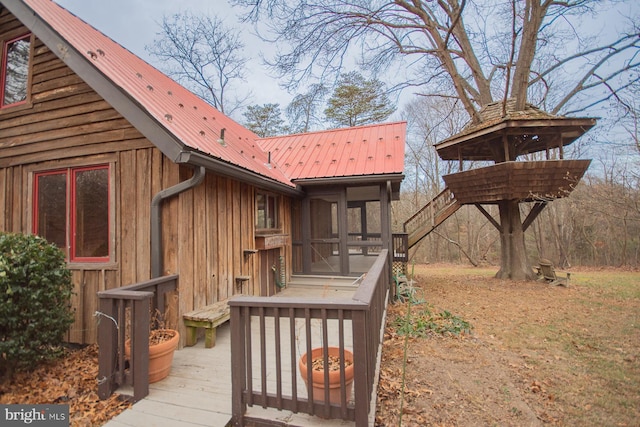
[96, 275, 178, 402]
[230, 250, 390, 427]
[392, 233, 408, 263]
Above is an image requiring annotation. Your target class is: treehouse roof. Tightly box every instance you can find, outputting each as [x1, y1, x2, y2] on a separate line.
[435, 99, 596, 162]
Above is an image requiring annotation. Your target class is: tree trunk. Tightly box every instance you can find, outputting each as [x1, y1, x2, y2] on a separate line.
[495, 200, 535, 280]
[511, 0, 548, 110]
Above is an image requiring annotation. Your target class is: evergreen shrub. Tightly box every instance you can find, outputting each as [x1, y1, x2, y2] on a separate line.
[0, 232, 74, 380]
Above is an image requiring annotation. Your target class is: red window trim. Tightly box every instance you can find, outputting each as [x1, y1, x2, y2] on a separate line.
[70, 165, 110, 263]
[33, 169, 68, 255]
[33, 164, 111, 263]
[1, 33, 31, 109]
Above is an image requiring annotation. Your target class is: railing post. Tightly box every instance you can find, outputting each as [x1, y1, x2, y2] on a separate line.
[132, 293, 152, 402]
[352, 309, 369, 427]
[96, 276, 178, 402]
[97, 296, 117, 400]
[230, 304, 247, 426]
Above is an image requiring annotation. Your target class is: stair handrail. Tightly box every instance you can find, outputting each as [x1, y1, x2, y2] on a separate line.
[403, 187, 456, 236]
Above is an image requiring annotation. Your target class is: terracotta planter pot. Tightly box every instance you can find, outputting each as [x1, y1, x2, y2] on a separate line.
[298, 346, 354, 404]
[125, 329, 180, 383]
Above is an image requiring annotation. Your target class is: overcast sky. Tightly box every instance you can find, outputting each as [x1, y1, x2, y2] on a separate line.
[52, 0, 639, 144]
[54, 0, 290, 117]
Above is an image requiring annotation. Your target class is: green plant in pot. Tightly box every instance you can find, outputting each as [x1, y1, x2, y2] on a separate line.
[298, 346, 354, 404]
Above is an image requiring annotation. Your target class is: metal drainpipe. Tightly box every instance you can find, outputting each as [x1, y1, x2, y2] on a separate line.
[150, 166, 206, 278]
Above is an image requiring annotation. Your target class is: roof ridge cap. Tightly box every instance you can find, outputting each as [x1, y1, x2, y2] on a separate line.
[257, 120, 406, 141]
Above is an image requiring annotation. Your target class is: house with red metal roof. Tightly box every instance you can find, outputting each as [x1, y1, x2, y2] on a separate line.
[0, 0, 405, 345]
[0, 1, 406, 422]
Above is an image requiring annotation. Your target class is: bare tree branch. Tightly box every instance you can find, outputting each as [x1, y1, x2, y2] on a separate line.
[147, 12, 249, 114]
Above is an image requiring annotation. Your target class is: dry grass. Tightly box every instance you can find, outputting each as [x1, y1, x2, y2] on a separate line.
[376, 263, 640, 426]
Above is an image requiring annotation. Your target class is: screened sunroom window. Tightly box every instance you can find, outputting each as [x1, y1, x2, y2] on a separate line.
[34, 165, 110, 262]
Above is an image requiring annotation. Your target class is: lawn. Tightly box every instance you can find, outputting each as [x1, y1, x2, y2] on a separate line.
[375, 264, 640, 426]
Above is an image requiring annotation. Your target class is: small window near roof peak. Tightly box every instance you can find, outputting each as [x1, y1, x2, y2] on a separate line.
[1, 33, 31, 108]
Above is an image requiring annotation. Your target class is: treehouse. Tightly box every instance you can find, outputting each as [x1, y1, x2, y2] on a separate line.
[437, 100, 595, 204]
[404, 99, 595, 280]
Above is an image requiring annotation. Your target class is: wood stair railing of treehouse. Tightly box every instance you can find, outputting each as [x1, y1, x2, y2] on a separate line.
[403, 187, 461, 248]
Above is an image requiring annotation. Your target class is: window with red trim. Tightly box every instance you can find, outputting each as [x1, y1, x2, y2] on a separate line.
[34, 165, 110, 262]
[1, 33, 31, 108]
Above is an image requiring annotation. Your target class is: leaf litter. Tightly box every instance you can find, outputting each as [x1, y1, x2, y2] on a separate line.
[0, 345, 130, 426]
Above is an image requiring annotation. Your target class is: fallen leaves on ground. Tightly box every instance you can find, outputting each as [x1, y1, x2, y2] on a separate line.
[0, 345, 131, 427]
[375, 265, 640, 427]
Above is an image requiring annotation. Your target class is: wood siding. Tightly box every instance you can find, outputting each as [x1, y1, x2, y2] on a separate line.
[0, 13, 292, 344]
[442, 160, 592, 204]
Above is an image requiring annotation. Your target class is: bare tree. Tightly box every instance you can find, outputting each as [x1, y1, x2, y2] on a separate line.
[402, 96, 467, 199]
[233, 0, 639, 120]
[146, 12, 249, 114]
[286, 83, 328, 133]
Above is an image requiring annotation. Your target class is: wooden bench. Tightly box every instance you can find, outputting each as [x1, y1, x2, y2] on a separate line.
[183, 300, 230, 348]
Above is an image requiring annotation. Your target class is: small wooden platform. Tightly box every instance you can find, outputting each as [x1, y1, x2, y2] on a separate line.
[183, 301, 230, 348]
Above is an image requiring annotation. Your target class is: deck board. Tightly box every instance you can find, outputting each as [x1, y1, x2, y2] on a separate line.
[104, 286, 357, 427]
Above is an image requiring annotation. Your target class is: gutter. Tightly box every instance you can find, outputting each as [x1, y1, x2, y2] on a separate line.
[176, 150, 304, 197]
[293, 173, 404, 187]
[150, 166, 206, 278]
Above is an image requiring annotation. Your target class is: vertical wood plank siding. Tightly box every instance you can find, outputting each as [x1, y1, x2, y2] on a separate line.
[0, 12, 282, 344]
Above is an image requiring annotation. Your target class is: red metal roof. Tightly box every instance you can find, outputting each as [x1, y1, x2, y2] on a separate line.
[21, 0, 293, 186]
[19, 0, 406, 187]
[258, 122, 406, 180]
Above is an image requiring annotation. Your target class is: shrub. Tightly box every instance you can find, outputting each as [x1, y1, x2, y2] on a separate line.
[0, 232, 74, 380]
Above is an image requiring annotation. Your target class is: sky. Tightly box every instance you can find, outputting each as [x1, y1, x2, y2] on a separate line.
[52, 0, 639, 158]
[54, 0, 291, 119]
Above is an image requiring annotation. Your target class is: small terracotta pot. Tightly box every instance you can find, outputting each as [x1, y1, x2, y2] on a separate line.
[125, 329, 180, 383]
[298, 346, 354, 404]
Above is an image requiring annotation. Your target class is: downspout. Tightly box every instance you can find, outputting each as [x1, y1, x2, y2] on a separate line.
[151, 166, 206, 278]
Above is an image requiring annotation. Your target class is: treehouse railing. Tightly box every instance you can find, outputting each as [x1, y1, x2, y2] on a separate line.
[230, 250, 390, 427]
[96, 275, 178, 402]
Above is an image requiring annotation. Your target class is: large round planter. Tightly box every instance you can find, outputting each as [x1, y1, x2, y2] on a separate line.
[298, 346, 354, 404]
[125, 329, 180, 383]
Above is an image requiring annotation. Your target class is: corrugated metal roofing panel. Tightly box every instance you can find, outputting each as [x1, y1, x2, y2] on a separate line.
[259, 122, 406, 180]
[18, 0, 405, 187]
[22, 0, 293, 186]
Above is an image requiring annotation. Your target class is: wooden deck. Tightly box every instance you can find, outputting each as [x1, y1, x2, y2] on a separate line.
[104, 283, 359, 427]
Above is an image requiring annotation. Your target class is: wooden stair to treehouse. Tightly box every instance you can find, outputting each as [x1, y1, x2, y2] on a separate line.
[404, 187, 461, 248]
